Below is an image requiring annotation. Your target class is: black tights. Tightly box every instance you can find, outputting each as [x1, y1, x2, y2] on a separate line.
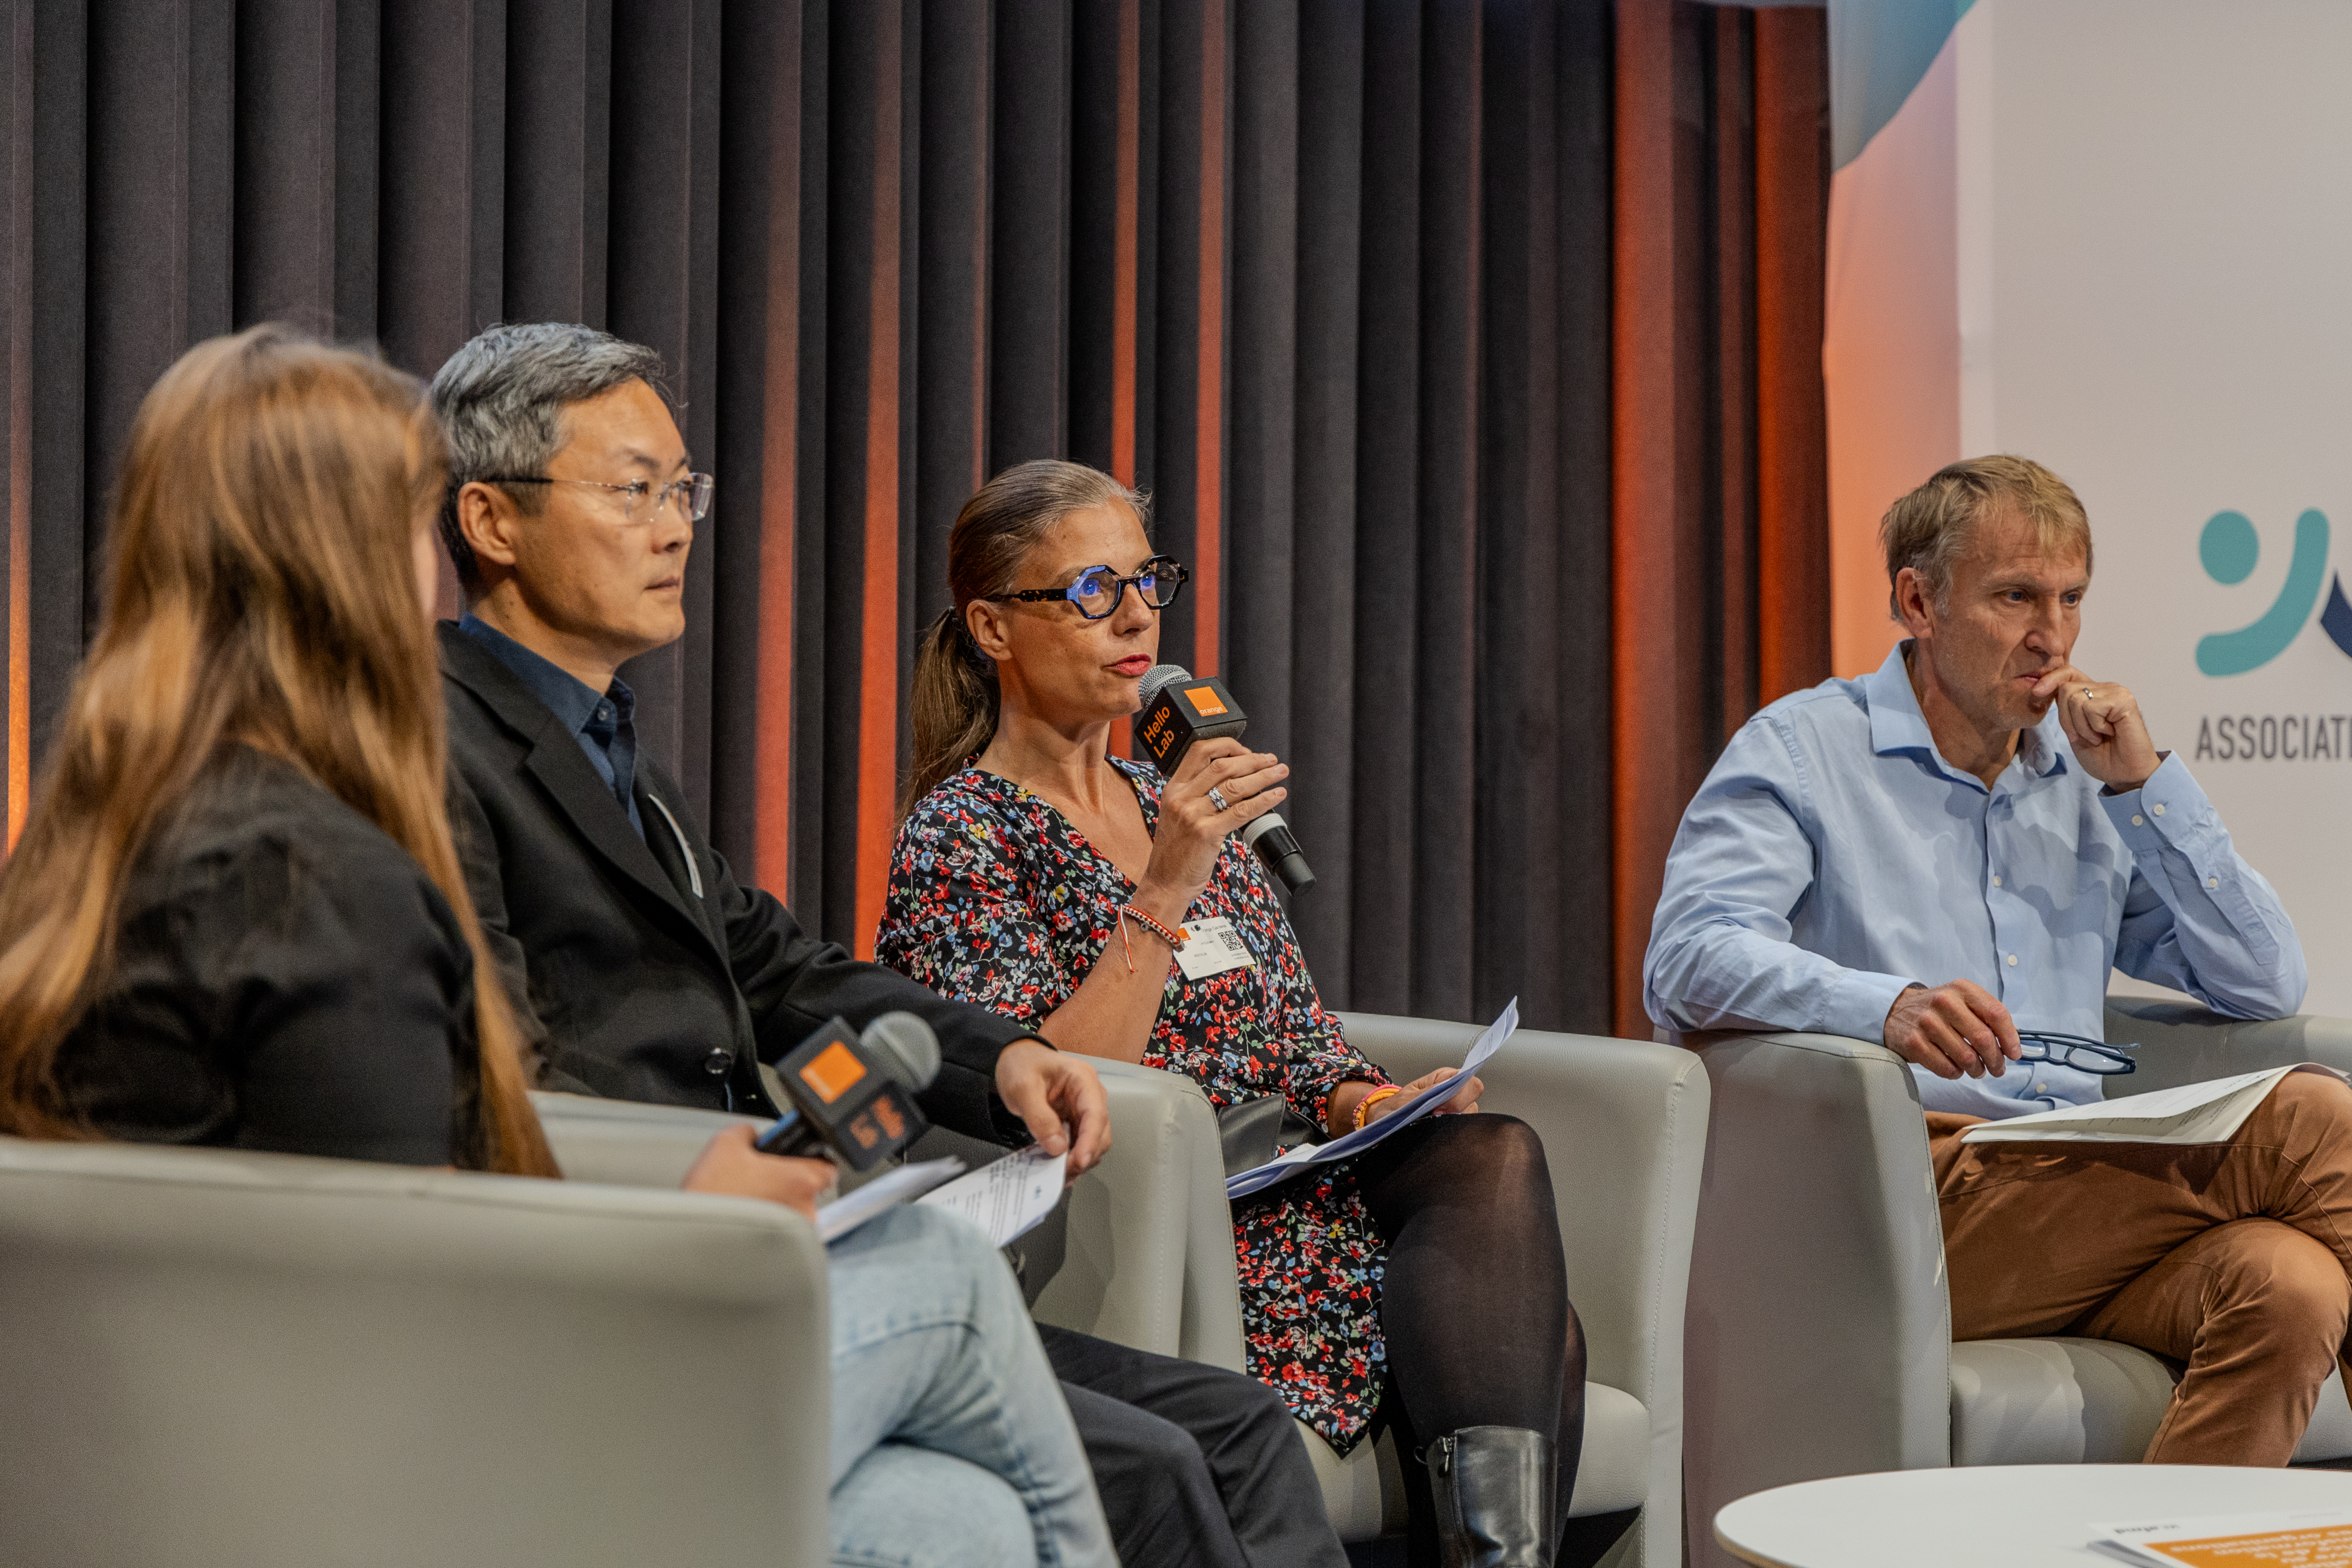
[1354, 1113, 1584, 1563]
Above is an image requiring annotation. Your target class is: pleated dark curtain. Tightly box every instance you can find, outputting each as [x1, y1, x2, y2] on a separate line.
[0, 0, 1826, 1041]
[1612, 0, 1831, 1033]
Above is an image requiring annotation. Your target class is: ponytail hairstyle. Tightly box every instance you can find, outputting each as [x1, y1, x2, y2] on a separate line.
[0, 324, 558, 1178]
[903, 459, 1148, 818]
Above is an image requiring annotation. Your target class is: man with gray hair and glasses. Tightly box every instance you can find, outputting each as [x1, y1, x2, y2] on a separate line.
[430, 322, 1345, 1568]
[1645, 454, 2352, 1465]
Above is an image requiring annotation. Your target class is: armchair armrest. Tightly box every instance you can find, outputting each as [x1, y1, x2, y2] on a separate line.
[1674, 1029, 1952, 1558]
[530, 1089, 762, 1187]
[1030, 1058, 1246, 1370]
[2103, 998, 2352, 1089]
[0, 1135, 828, 1568]
[532, 1074, 1247, 1371]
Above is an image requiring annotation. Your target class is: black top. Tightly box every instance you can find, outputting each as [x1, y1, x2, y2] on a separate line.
[55, 746, 480, 1167]
[438, 622, 1039, 1138]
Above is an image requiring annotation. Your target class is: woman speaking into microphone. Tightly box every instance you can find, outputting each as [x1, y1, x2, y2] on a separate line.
[877, 459, 1583, 1568]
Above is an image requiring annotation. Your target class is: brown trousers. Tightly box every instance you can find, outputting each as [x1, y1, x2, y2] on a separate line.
[1931, 1071, 2352, 1465]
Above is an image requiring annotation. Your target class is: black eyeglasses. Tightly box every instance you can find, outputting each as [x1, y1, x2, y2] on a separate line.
[985, 555, 1189, 620]
[2015, 1030, 2138, 1075]
[484, 471, 715, 526]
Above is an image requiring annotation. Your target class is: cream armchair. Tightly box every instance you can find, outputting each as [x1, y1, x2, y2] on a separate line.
[0, 1133, 829, 1568]
[1271, 1014, 1711, 1568]
[534, 1024, 1710, 1568]
[1021, 1056, 1247, 1362]
[531, 1064, 1241, 1362]
[1677, 999, 2352, 1568]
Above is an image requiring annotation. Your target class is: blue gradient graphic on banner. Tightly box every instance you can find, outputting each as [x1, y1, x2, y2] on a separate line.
[2196, 509, 2330, 676]
[1832, 0, 1978, 167]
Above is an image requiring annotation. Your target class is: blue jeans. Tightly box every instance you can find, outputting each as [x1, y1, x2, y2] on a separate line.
[825, 1204, 1114, 1568]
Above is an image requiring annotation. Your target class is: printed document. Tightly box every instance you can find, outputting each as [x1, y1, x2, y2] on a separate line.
[1961, 1064, 2345, 1146]
[816, 1157, 966, 1243]
[919, 1144, 1069, 1246]
[2090, 1506, 2352, 1566]
[1225, 997, 1518, 1200]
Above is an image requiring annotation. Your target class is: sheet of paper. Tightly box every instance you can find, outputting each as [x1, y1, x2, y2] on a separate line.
[918, 1144, 1069, 1246]
[2090, 1506, 2352, 1567]
[815, 1157, 966, 1243]
[1225, 997, 1518, 1200]
[1961, 1064, 2337, 1145]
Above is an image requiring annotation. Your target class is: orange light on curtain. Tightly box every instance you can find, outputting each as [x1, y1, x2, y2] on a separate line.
[752, 20, 804, 901]
[852, 2, 905, 960]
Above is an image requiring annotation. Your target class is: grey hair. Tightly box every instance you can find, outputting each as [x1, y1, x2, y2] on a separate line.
[429, 322, 667, 591]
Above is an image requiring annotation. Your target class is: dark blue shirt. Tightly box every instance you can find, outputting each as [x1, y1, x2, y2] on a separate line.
[457, 613, 643, 838]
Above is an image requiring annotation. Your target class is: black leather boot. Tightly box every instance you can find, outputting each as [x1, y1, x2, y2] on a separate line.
[1425, 1425, 1556, 1568]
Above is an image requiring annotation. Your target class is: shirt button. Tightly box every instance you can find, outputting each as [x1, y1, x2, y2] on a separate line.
[2207, 876, 2219, 889]
[702, 1048, 734, 1077]
[2006, 954, 2018, 966]
[2033, 1081, 2048, 1094]
[2131, 814, 2144, 826]
[1991, 874, 2002, 887]
[2153, 804, 2165, 816]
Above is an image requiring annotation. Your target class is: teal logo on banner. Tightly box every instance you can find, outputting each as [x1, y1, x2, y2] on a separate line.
[2195, 508, 2352, 674]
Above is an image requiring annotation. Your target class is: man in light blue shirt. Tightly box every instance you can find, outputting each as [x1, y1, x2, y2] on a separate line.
[1645, 456, 2352, 1464]
[1644, 552, 2302, 1122]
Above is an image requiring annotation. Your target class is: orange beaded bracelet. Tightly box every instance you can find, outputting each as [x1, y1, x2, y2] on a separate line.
[1351, 1084, 1405, 1131]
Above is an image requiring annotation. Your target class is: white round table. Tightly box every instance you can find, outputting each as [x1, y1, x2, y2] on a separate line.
[1714, 1465, 2352, 1567]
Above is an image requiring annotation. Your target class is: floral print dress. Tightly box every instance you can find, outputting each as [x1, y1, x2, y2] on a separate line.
[876, 758, 1396, 1451]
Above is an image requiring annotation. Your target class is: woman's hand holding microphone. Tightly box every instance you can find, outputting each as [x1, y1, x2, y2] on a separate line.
[1038, 738, 1291, 1064]
[1129, 739, 1289, 928]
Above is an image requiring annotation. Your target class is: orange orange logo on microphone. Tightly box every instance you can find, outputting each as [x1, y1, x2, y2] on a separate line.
[1184, 686, 1228, 716]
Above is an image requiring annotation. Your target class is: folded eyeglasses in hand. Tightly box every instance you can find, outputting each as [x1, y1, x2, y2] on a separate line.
[2014, 1029, 2139, 1075]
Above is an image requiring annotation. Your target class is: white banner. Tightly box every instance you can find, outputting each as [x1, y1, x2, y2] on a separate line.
[1954, 0, 2352, 1013]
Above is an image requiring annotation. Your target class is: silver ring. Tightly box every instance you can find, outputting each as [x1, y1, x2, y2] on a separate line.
[1208, 786, 1230, 812]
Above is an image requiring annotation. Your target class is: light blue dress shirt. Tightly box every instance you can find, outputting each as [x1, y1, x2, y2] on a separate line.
[1643, 641, 2306, 1119]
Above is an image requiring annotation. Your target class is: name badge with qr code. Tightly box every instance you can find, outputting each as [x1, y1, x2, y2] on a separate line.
[1171, 915, 1256, 982]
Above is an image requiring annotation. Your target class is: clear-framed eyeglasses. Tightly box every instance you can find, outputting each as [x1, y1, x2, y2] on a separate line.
[2015, 1030, 2138, 1075]
[984, 555, 1189, 620]
[484, 471, 715, 526]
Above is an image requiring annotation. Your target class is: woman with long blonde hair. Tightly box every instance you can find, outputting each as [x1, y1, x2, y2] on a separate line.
[0, 324, 551, 1169]
[0, 327, 1112, 1568]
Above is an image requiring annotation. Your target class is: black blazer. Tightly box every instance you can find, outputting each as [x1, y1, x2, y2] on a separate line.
[59, 745, 480, 1167]
[440, 622, 1033, 1135]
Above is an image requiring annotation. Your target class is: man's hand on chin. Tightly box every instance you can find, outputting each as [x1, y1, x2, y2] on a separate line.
[995, 1039, 1112, 1177]
[2029, 663, 2160, 791]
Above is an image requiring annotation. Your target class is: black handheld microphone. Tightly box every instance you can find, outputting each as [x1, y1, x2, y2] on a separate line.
[1135, 663, 1317, 895]
[754, 1011, 940, 1171]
